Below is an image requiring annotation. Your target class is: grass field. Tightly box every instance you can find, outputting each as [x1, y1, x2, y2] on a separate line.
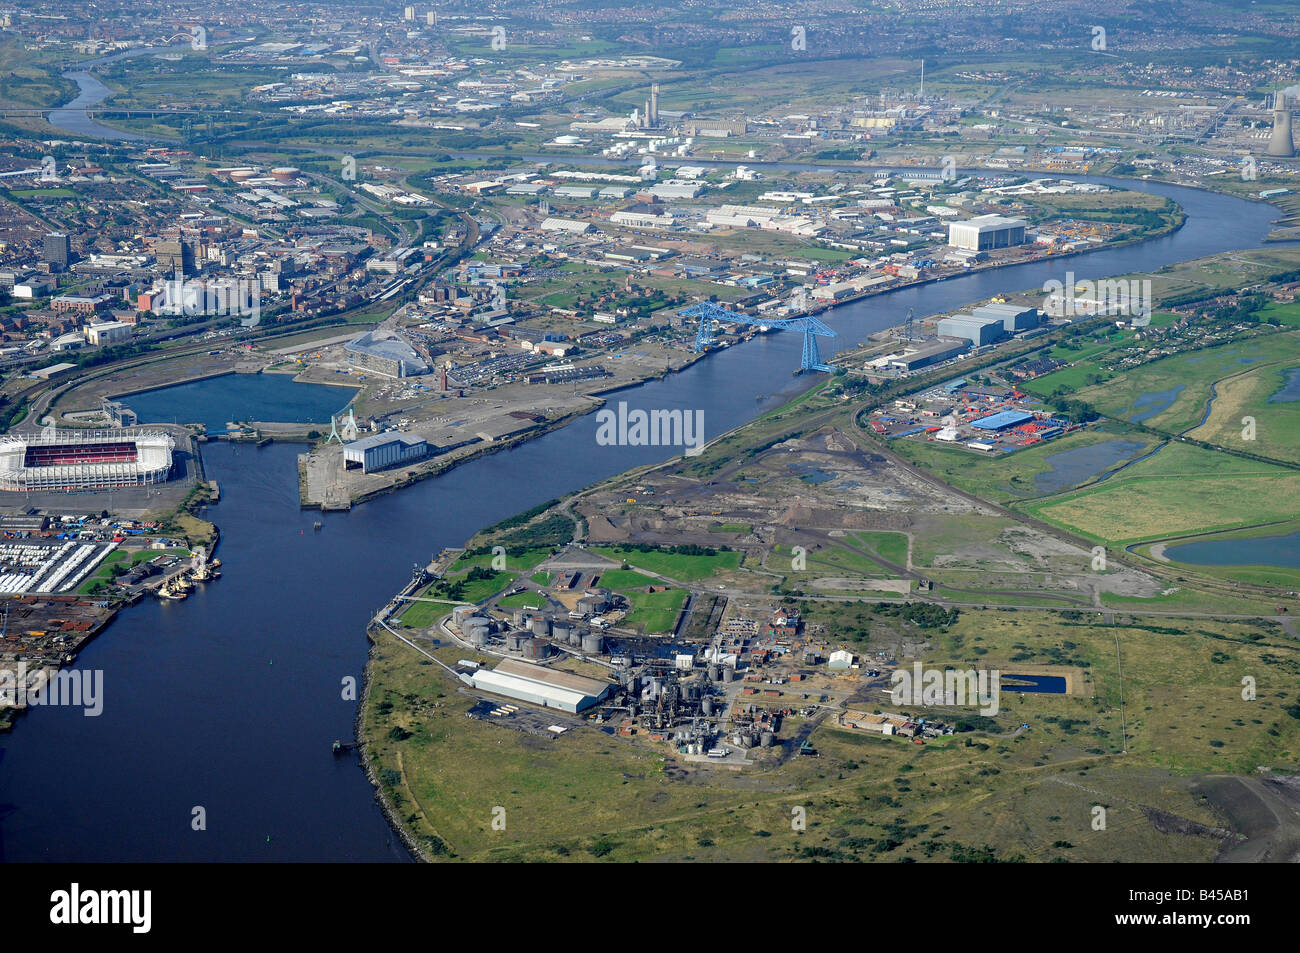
[590, 547, 742, 582]
[852, 531, 910, 566]
[1025, 442, 1299, 544]
[1185, 360, 1300, 464]
[596, 569, 659, 591]
[495, 592, 547, 610]
[622, 588, 689, 633]
[453, 547, 552, 573]
[1069, 332, 1297, 435]
[362, 605, 1300, 862]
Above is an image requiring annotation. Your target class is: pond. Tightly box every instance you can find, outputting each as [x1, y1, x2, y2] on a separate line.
[1127, 386, 1185, 424]
[1033, 439, 1148, 494]
[1164, 532, 1300, 569]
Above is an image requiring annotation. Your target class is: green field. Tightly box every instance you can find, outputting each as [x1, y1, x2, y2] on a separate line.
[590, 547, 742, 582]
[362, 606, 1300, 862]
[622, 588, 689, 633]
[852, 531, 911, 566]
[595, 569, 659, 591]
[453, 547, 552, 573]
[1069, 332, 1296, 435]
[1026, 442, 1299, 544]
[1185, 360, 1300, 464]
[496, 591, 547, 610]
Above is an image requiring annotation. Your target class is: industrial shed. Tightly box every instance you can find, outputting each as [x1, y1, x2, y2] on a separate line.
[468, 658, 610, 713]
[343, 432, 429, 473]
[971, 410, 1035, 431]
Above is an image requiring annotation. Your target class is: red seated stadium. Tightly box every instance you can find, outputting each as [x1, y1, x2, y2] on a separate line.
[23, 442, 139, 468]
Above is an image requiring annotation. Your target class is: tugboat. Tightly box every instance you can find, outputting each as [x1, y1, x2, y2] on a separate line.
[157, 575, 190, 600]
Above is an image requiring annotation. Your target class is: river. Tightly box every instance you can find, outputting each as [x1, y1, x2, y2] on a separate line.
[7, 82, 1294, 860]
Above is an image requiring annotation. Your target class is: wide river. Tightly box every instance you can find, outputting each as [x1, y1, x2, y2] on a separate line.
[4, 88, 1293, 859]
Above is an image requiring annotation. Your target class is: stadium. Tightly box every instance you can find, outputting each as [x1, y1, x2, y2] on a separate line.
[0, 429, 175, 492]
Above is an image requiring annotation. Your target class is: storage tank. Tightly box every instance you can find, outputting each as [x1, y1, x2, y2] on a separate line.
[531, 616, 551, 638]
[463, 615, 491, 632]
[469, 628, 488, 648]
[702, 695, 714, 716]
[721, 666, 735, 683]
[581, 632, 604, 654]
[568, 628, 583, 646]
[452, 605, 476, 625]
[760, 731, 775, 748]
[505, 632, 525, 653]
[551, 621, 570, 643]
[708, 663, 721, 682]
[512, 608, 527, 627]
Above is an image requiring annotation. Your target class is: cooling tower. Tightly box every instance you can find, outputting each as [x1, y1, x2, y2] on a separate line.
[1267, 93, 1295, 158]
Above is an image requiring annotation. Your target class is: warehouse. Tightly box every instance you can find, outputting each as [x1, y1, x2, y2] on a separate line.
[343, 432, 429, 473]
[540, 217, 594, 234]
[887, 337, 969, 371]
[972, 302, 1040, 333]
[468, 658, 611, 713]
[948, 214, 1027, 251]
[936, 313, 1006, 347]
[971, 410, 1035, 431]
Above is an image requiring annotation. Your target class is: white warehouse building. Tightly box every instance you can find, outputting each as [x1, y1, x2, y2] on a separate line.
[948, 214, 1027, 251]
[343, 432, 428, 474]
[467, 658, 611, 713]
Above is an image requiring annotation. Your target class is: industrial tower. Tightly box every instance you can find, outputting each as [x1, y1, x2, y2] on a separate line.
[1267, 89, 1295, 158]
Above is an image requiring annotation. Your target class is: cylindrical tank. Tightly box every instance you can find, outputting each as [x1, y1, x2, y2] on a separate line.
[760, 731, 775, 748]
[708, 664, 721, 682]
[702, 696, 714, 716]
[721, 666, 734, 683]
[626, 674, 639, 696]
[464, 615, 491, 631]
[506, 632, 525, 653]
[531, 616, 551, 637]
[512, 609, 527, 627]
[469, 628, 488, 648]
[452, 605, 475, 625]
[581, 632, 604, 654]
[568, 629, 582, 646]
[552, 621, 570, 643]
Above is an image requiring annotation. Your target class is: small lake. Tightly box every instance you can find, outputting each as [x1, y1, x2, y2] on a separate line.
[1127, 386, 1185, 424]
[1269, 367, 1300, 404]
[122, 373, 358, 433]
[1000, 674, 1068, 694]
[1033, 439, 1147, 494]
[1164, 532, 1300, 569]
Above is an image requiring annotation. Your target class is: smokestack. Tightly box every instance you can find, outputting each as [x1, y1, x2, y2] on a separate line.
[1267, 91, 1295, 158]
[643, 100, 651, 128]
[651, 83, 660, 125]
